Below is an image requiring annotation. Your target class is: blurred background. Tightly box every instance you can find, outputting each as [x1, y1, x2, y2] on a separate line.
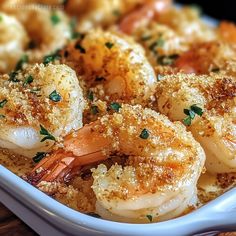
[177, 0, 236, 22]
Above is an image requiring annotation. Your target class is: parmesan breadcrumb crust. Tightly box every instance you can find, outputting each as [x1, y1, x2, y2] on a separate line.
[0, 63, 85, 156]
[156, 73, 236, 173]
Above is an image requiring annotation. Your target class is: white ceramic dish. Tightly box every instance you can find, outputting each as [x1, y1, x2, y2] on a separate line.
[0, 6, 235, 236]
[1, 166, 236, 236]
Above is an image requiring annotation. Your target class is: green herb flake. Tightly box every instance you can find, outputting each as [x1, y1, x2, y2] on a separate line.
[190, 104, 203, 116]
[33, 152, 47, 163]
[0, 15, 3, 22]
[105, 42, 114, 49]
[75, 42, 86, 53]
[23, 75, 34, 86]
[211, 67, 220, 73]
[9, 71, 19, 82]
[39, 125, 56, 142]
[91, 105, 99, 115]
[140, 129, 150, 139]
[43, 51, 61, 65]
[0, 114, 5, 118]
[110, 102, 121, 112]
[141, 35, 152, 41]
[183, 116, 192, 126]
[69, 18, 85, 40]
[71, 31, 84, 40]
[87, 91, 94, 101]
[112, 9, 120, 16]
[50, 12, 61, 25]
[157, 54, 179, 66]
[15, 54, 28, 71]
[146, 215, 153, 222]
[157, 74, 163, 81]
[0, 99, 7, 108]
[183, 105, 203, 126]
[49, 90, 61, 102]
[149, 38, 165, 51]
[86, 213, 101, 218]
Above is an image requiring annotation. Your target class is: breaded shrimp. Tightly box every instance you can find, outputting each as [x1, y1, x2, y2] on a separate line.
[61, 29, 157, 105]
[133, 22, 188, 67]
[0, 63, 85, 157]
[27, 104, 205, 222]
[119, 0, 172, 35]
[1, 1, 71, 63]
[64, 0, 145, 32]
[218, 21, 236, 45]
[0, 12, 29, 73]
[156, 73, 236, 173]
[155, 6, 216, 43]
[175, 41, 236, 76]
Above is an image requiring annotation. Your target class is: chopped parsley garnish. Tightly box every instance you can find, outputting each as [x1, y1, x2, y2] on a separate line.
[149, 38, 165, 51]
[146, 215, 153, 222]
[86, 213, 101, 218]
[211, 67, 220, 73]
[69, 18, 85, 40]
[0, 99, 7, 108]
[72, 31, 84, 40]
[91, 105, 99, 115]
[112, 9, 120, 16]
[95, 76, 105, 82]
[0, 15, 3, 22]
[49, 90, 61, 102]
[105, 42, 114, 49]
[8, 55, 29, 83]
[23, 75, 34, 86]
[50, 12, 61, 25]
[15, 54, 29, 71]
[157, 54, 179, 66]
[140, 129, 150, 139]
[75, 42, 86, 53]
[183, 104, 203, 126]
[43, 51, 61, 65]
[157, 74, 163, 81]
[191, 104, 204, 116]
[39, 125, 56, 142]
[33, 152, 47, 163]
[9, 71, 19, 82]
[87, 90, 94, 101]
[141, 35, 152, 41]
[110, 102, 121, 112]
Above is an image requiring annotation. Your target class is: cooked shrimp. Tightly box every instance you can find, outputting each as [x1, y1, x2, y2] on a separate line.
[61, 29, 157, 105]
[155, 6, 216, 43]
[174, 41, 236, 75]
[133, 22, 188, 67]
[65, 0, 144, 32]
[156, 73, 236, 173]
[218, 21, 236, 45]
[0, 63, 85, 157]
[27, 104, 205, 222]
[1, 1, 71, 63]
[119, 0, 172, 35]
[0, 12, 29, 73]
